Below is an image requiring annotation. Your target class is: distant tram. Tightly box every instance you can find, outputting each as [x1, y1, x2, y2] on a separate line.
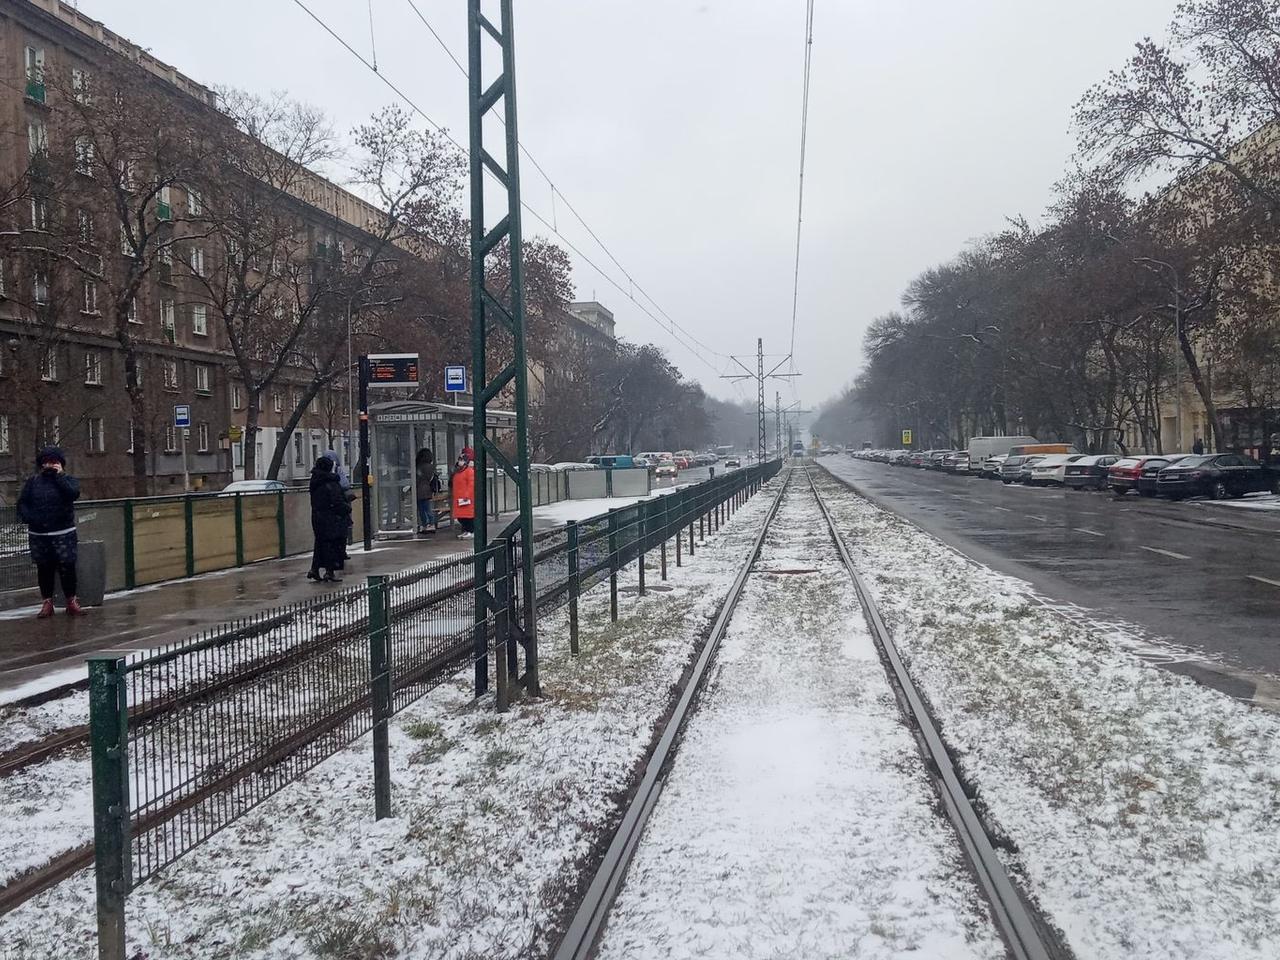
[791, 440, 806, 457]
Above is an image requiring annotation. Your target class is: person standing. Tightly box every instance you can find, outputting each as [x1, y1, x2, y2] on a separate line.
[307, 455, 351, 582]
[452, 446, 476, 539]
[1192, 436, 1205, 456]
[416, 448, 441, 535]
[323, 449, 354, 559]
[17, 446, 85, 618]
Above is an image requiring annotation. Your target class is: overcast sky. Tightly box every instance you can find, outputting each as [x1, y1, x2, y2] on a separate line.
[77, 0, 1179, 409]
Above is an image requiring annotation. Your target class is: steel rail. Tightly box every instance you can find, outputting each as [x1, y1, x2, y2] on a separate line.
[803, 466, 1059, 960]
[551, 469, 792, 960]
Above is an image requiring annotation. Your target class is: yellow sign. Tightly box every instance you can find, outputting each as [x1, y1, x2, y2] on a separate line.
[228, 425, 243, 442]
[902, 429, 913, 446]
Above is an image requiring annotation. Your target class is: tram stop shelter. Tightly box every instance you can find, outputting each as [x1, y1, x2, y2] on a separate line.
[368, 400, 516, 537]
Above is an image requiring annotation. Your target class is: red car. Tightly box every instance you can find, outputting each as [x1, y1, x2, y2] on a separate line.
[1108, 455, 1175, 496]
[672, 456, 690, 470]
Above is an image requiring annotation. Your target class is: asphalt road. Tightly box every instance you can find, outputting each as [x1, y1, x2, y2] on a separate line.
[823, 457, 1280, 704]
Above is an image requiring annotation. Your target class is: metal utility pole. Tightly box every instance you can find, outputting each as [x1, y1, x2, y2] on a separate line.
[468, 0, 539, 699]
[774, 391, 782, 460]
[722, 341, 799, 461]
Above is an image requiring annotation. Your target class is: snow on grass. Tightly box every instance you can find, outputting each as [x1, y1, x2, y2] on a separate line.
[596, 481, 1004, 960]
[0, 481, 781, 960]
[817, 461, 1280, 960]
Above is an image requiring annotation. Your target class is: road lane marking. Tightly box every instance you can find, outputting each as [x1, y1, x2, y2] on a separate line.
[993, 506, 1012, 513]
[1026, 515, 1048, 522]
[1141, 546, 1190, 560]
[1249, 575, 1280, 588]
[1074, 528, 1104, 537]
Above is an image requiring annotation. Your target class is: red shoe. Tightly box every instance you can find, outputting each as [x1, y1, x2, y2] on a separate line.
[66, 597, 86, 616]
[36, 599, 55, 619]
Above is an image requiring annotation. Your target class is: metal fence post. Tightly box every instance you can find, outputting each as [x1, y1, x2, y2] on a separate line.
[608, 509, 619, 622]
[234, 494, 245, 567]
[123, 500, 136, 590]
[637, 500, 647, 598]
[276, 490, 287, 558]
[184, 496, 195, 578]
[89, 656, 130, 960]
[567, 521, 580, 656]
[367, 575, 392, 820]
[660, 497, 668, 581]
[493, 541, 511, 711]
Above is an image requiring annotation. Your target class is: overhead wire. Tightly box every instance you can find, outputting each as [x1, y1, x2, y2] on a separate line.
[396, 0, 732, 363]
[786, 0, 817, 403]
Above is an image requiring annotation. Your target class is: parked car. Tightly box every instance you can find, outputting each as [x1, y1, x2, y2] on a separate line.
[1026, 453, 1086, 486]
[1137, 455, 1192, 497]
[1014, 455, 1047, 484]
[1157, 454, 1280, 500]
[890, 451, 912, 466]
[980, 454, 1007, 478]
[1000, 456, 1032, 483]
[926, 450, 957, 470]
[967, 436, 1038, 469]
[942, 451, 971, 474]
[552, 462, 597, 471]
[1008, 442, 1078, 458]
[1063, 455, 1120, 490]
[220, 479, 287, 495]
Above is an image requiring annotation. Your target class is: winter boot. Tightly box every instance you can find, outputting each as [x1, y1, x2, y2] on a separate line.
[36, 599, 55, 619]
[66, 597, 86, 616]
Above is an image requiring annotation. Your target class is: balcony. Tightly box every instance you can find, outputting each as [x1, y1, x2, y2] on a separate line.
[25, 79, 45, 104]
[156, 200, 172, 222]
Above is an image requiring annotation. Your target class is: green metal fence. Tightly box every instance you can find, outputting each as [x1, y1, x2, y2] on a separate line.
[84, 461, 781, 959]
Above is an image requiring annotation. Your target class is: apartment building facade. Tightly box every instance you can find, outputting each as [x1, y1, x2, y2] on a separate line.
[0, 0, 391, 499]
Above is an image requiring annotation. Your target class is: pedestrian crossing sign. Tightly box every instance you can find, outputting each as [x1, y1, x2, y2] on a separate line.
[902, 429, 912, 446]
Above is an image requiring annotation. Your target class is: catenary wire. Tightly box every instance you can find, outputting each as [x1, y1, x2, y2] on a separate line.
[787, 0, 817, 401]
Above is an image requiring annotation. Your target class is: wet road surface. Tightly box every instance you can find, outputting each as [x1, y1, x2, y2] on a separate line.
[823, 457, 1280, 699]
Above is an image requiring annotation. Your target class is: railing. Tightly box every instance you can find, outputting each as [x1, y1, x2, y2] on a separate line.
[82, 461, 782, 959]
[0, 489, 365, 597]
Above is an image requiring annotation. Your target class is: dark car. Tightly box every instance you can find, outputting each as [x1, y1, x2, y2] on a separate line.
[926, 450, 957, 470]
[1137, 454, 1192, 497]
[1000, 455, 1031, 484]
[1108, 456, 1164, 496]
[1063, 455, 1120, 490]
[1157, 454, 1280, 500]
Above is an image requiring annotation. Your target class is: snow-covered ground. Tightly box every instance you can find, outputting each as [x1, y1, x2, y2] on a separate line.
[818, 460, 1280, 960]
[0, 481, 780, 960]
[597, 480, 1003, 960]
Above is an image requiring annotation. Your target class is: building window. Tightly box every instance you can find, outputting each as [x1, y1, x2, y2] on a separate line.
[0, 415, 8, 454]
[161, 299, 176, 341]
[87, 417, 105, 453]
[195, 364, 210, 394]
[84, 350, 102, 385]
[231, 383, 242, 409]
[27, 120, 47, 157]
[273, 392, 282, 413]
[33, 271, 49, 305]
[126, 297, 139, 323]
[121, 224, 133, 256]
[82, 279, 98, 314]
[192, 303, 207, 336]
[293, 432, 303, 465]
[197, 421, 210, 452]
[41, 415, 59, 445]
[39, 348, 57, 382]
[233, 440, 243, 467]
[71, 67, 91, 104]
[163, 358, 179, 390]
[127, 419, 135, 453]
[164, 423, 177, 453]
[189, 247, 205, 277]
[156, 185, 172, 222]
[74, 137, 95, 176]
[78, 209, 95, 245]
[30, 197, 48, 231]
[187, 186, 202, 216]
[117, 158, 136, 192]
[24, 45, 45, 102]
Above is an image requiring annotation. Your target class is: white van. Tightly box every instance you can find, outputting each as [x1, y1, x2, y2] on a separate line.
[966, 436, 1038, 473]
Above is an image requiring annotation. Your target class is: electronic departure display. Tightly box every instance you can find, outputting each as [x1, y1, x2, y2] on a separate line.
[366, 353, 419, 389]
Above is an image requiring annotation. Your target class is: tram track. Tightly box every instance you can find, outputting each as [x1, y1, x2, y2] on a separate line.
[552, 465, 1066, 960]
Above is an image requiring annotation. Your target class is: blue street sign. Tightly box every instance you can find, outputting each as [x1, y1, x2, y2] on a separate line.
[445, 365, 467, 393]
[174, 404, 191, 428]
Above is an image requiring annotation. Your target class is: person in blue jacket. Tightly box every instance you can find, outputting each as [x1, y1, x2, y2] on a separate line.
[16, 446, 85, 618]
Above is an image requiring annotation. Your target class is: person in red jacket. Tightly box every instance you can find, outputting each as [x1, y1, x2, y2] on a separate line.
[452, 447, 476, 539]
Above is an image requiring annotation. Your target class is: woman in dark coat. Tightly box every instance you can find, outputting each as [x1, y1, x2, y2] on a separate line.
[307, 456, 351, 582]
[16, 446, 85, 617]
